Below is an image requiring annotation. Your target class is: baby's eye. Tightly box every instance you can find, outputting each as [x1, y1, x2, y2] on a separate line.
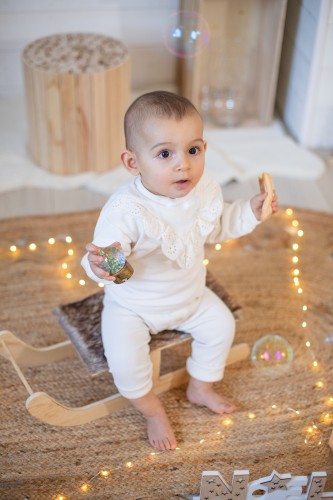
[189, 146, 200, 155]
[158, 150, 171, 159]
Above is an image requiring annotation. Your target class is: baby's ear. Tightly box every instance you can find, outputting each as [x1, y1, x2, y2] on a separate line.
[120, 150, 139, 176]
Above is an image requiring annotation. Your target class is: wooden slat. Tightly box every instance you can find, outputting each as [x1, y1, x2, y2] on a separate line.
[60, 73, 78, 173]
[0, 330, 75, 367]
[45, 73, 64, 173]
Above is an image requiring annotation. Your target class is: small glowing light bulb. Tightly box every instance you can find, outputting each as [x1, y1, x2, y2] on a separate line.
[248, 412, 256, 419]
[297, 230, 304, 237]
[56, 495, 66, 500]
[316, 381, 324, 388]
[302, 321, 307, 328]
[66, 273, 72, 279]
[48, 237, 55, 245]
[203, 258, 209, 266]
[61, 263, 68, 269]
[215, 243, 222, 251]
[271, 404, 277, 409]
[293, 277, 300, 286]
[67, 248, 74, 256]
[98, 283, 105, 288]
[126, 461, 133, 467]
[292, 243, 299, 251]
[286, 208, 293, 216]
[292, 220, 299, 227]
[303, 305, 308, 311]
[80, 483, 90, 492]
[305, 341, 311, 347]
[79, 279, 86, 286]
[100, 469, 110, 477]
[199, 439, 205, 444]
[29, 243, 37, 251]
[298, 288, 303, 294]
[65, 236, 72, 243]
[322, 413, 331, 423]
[292, 256, 299, 263]
[313, 361, 318, 368]
[293, 269, 300, 276]
[10, 245, 17, 252]
[222, 417, 233, 426]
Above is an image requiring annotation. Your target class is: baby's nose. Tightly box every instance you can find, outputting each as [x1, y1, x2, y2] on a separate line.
[177, 154, 190, 170]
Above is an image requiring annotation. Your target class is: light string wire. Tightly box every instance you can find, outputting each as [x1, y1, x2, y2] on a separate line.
[5, 209, 333, 499]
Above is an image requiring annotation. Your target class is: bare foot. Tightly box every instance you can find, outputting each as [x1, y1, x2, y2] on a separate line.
[186, 377, 236, 414]
[129, 390, 177, 451]
[146, 412, 177, 451]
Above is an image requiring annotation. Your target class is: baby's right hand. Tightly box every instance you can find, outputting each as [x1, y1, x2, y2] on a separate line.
[86, 242, 122, 282]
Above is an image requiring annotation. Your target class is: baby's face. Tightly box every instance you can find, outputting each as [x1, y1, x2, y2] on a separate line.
[131, 112, 206, 198]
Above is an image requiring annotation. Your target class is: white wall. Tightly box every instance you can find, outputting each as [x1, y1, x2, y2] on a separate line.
[277, 0, 333, 149]
[0, 0, 179, 95]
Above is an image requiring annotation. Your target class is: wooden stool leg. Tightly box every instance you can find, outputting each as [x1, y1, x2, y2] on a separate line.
[225, 342, 250, 366]
[150, 349, 162, 383]
[152, 342, 250, 396]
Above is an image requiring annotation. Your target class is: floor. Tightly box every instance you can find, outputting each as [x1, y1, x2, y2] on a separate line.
[1, 153, 333, 220]
[0, 93, 332, 219]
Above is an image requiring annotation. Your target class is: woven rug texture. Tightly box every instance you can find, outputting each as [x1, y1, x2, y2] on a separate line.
[0, 207, 333, 499]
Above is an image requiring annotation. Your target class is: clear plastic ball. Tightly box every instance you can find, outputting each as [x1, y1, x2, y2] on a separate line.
[251, 334, 294, 375]
[98, 245, 126, 275]
[164, 10, 210, 59]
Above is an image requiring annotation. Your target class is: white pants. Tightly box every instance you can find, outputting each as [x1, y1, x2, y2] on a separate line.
[101, 287, 235, 399]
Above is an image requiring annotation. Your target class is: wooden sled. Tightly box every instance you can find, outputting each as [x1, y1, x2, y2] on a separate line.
[0, 329, 250, 427]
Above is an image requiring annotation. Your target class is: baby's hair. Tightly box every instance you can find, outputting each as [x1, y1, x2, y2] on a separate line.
[124, 90, 200, 150]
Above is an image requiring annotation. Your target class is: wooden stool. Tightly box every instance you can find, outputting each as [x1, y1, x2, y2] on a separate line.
[22, 33, 130, 175]
[0, 275, 250, 428]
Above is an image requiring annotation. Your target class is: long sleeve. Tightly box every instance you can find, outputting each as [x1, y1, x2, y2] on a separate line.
[208, 198, 260, 243]
[81, 193, 139, 285]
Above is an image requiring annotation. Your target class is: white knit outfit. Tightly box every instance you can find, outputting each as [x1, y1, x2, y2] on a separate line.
[81, 174, 259, 399]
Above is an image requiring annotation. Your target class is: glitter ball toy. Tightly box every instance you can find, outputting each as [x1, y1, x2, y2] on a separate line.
[251, 334, 294, 375]
[98, 246, 133, 284]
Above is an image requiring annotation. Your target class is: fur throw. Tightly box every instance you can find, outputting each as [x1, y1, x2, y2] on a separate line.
[53, 271, 241, 375]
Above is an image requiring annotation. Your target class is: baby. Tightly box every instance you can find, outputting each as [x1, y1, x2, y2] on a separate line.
[82, 90, 278, 451]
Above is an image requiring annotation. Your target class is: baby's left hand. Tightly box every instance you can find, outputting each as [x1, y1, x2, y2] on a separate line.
[250, 190, 278, 221]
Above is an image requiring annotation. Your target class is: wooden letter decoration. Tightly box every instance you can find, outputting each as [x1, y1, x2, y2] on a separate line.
[198, 470, 333, 500]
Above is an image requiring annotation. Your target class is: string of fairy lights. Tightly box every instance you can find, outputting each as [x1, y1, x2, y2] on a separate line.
[5, 208, 333, 499]
[284, 208, 333, 446]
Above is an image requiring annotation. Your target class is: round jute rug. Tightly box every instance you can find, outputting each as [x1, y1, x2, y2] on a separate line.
[0, 207, 332, 499]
